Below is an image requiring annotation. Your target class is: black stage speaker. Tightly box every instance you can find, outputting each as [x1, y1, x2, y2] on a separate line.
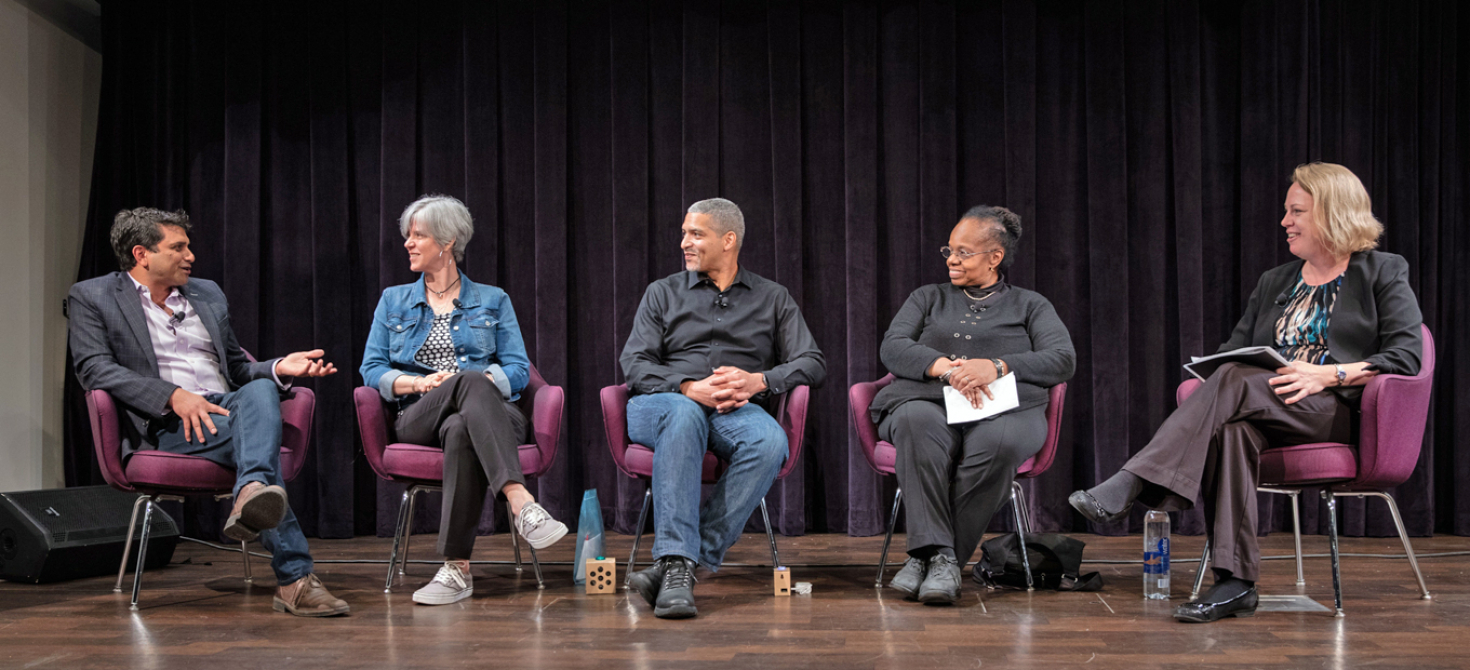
[0, 485, 178, 584]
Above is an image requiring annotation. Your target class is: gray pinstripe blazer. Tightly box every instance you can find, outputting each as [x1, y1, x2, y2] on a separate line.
[68, 272, 278, 458]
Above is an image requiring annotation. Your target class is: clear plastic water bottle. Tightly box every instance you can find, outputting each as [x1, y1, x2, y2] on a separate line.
[1143, 510, 1171, 599]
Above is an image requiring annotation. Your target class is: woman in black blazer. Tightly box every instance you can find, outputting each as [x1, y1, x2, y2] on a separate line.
[1069, 162, 1423, 623]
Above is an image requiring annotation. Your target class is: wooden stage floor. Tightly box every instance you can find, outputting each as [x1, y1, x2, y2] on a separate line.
[2, 532, 1466, 669]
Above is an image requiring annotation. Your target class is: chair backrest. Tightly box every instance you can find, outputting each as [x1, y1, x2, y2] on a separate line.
[1351, 324, 1435, 490]
[85, 389, 134, 492]
[848, 374, 895, 475]
[1018, 382, 1067, 479]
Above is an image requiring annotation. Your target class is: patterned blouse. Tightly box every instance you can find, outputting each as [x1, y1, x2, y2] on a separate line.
[413, 312, 460, 373]
[1274, 273, 1342, 364]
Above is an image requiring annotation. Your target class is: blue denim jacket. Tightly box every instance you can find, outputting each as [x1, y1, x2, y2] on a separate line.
[360, 274, 531, 405]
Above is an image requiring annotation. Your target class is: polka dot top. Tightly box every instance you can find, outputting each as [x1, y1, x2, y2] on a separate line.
[413, 313, 460, 373]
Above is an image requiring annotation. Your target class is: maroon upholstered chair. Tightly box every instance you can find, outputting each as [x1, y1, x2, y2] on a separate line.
[354, 364, 564, 591]
[849, 375, 1068, 590]
[599, 384, 810, 587]
[1179, 325, 1436, 616]
[84, 352, 315, 610]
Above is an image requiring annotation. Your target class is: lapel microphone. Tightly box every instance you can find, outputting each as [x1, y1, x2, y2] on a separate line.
[452, 298, 463, 310]
[714, 294, 730, 309]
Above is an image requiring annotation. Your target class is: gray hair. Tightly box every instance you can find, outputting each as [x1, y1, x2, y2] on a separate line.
[399, 194, 474, 262]
[110, 207, 192, 271]
[961, 205, 1023, 271]
[687, 198, 745, 248]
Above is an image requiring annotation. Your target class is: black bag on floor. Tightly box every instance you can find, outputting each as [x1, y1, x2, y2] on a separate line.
[973, 532, 1104, 591]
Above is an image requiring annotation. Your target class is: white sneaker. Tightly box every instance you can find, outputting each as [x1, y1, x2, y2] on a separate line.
[412, 561, 473, 605]
[514, 502, 568, 550]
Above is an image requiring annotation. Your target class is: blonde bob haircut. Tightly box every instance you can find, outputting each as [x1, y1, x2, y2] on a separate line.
[1291, 162, 1383, 257]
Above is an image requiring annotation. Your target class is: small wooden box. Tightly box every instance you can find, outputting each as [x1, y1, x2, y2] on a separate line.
[586, 557, 617, 595]
[773, 567, 792, 597]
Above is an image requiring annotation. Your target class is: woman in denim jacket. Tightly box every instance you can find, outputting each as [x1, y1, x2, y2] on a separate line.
[360, 195, 567, 606]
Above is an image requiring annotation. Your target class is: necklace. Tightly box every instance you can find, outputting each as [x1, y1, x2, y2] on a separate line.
[427, 275, 461, 299]
[962, 287, 999, 301]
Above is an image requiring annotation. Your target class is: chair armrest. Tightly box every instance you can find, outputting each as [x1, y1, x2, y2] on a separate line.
[1354, 371, 1433, 490]
[353, 386, 394, 481]
[600, 384, 637, 478]
[278, 387, 315, 483]
[848, 374, 894, 476]
[529, 382, 564, 477]
[85, 389, 133, 492]
[776, 385, 810, 480]
[1176, 378, 1204, 406]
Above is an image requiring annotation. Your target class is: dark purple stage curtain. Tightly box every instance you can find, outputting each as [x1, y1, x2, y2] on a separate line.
[64, 0, 1470, 544]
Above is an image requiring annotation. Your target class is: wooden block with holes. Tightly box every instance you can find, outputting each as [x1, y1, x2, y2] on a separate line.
[774, 566, 791, 596]
[585, 557, 616, 595]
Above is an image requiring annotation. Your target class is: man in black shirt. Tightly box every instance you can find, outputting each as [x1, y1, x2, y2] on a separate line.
[620, 198, 825, 619]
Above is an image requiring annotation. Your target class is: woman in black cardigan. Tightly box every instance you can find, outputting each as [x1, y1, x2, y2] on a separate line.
[872, 206, 1075, 605]
[1070, 162, 1423, 623]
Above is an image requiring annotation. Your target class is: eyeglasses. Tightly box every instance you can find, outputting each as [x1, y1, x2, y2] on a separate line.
[940, 246, 1000, 261]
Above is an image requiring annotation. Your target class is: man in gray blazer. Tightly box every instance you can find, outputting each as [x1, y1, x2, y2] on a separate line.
[68, 207, 349, 617]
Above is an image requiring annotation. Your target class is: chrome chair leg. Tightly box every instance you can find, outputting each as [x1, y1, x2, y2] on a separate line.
[241, 540, 253, 584]
[384, 487, 413, 592]
[624, 488, 653, 589]
[1010, 482, 1034, 590]
[1012, 480, 1035, 533]
[1191, 536, 1212, 601]
[509, 517, 525, 573]
[875, 488, 903, 588]
[399, 486, 422, 578]
[1362, 491, 1431, 600]
[759, 497, 780, 568]
[1288, 490, 1305, 586]
[526, 542, 545, 589]
[129, 498, 157, 610]
[115, 494, 147, 593]
[1323, 490, 1344, 617]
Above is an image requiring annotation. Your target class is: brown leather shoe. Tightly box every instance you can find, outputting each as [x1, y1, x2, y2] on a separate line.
[273, 574, 350, 617]
[224, 482, 288, 542]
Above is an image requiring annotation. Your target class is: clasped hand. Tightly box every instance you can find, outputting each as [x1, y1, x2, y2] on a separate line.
[681, 366, 766, 413]
[930, 357, 996, 409]
[412, 371, 455, 394]
[1269, 361, 1333, 405]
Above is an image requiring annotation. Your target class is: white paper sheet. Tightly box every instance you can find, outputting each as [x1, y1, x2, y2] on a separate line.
[943, 372, 1020, 424]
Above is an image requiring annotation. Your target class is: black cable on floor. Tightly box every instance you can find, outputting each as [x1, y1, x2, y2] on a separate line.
[178, 536, 1470, 568]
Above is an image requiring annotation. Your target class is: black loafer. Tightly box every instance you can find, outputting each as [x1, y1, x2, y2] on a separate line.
[1067, 490, 1132, 524]
[1174, 586, 1259, 623]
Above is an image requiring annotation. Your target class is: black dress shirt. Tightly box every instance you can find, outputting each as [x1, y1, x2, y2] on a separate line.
[620, 267, 826, 398]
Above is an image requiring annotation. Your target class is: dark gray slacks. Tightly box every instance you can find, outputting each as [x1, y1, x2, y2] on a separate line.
[879, 400, 1048, 567]
[1122, 362, 1352, 582]
[394, 372, 529, 560]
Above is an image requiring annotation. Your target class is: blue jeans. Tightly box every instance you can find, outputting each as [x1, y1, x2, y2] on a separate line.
[149, 378, 314, 586]
[626, 393, 787, 571]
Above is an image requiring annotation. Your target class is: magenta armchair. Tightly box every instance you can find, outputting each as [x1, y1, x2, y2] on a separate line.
[600, 384, 810, 586]
[84, 354, 315, 610]
[354, 364, 563, 591]
[849, 375, 1068, 590]
[1179, 325, 1435, 616]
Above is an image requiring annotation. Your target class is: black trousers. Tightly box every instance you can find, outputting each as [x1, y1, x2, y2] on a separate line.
[394, 372, 529, 560]
[879, 400, 1048, 567]
[1123, 362, 1352, 582]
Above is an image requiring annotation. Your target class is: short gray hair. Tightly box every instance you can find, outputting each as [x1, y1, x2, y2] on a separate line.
[399, 194, 474, 262]
[687, 198, 745, 248]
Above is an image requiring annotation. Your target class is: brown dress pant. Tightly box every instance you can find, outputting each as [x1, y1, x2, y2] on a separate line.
[1122, 362, 1352, 582]
[394, 372, 529, 560]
